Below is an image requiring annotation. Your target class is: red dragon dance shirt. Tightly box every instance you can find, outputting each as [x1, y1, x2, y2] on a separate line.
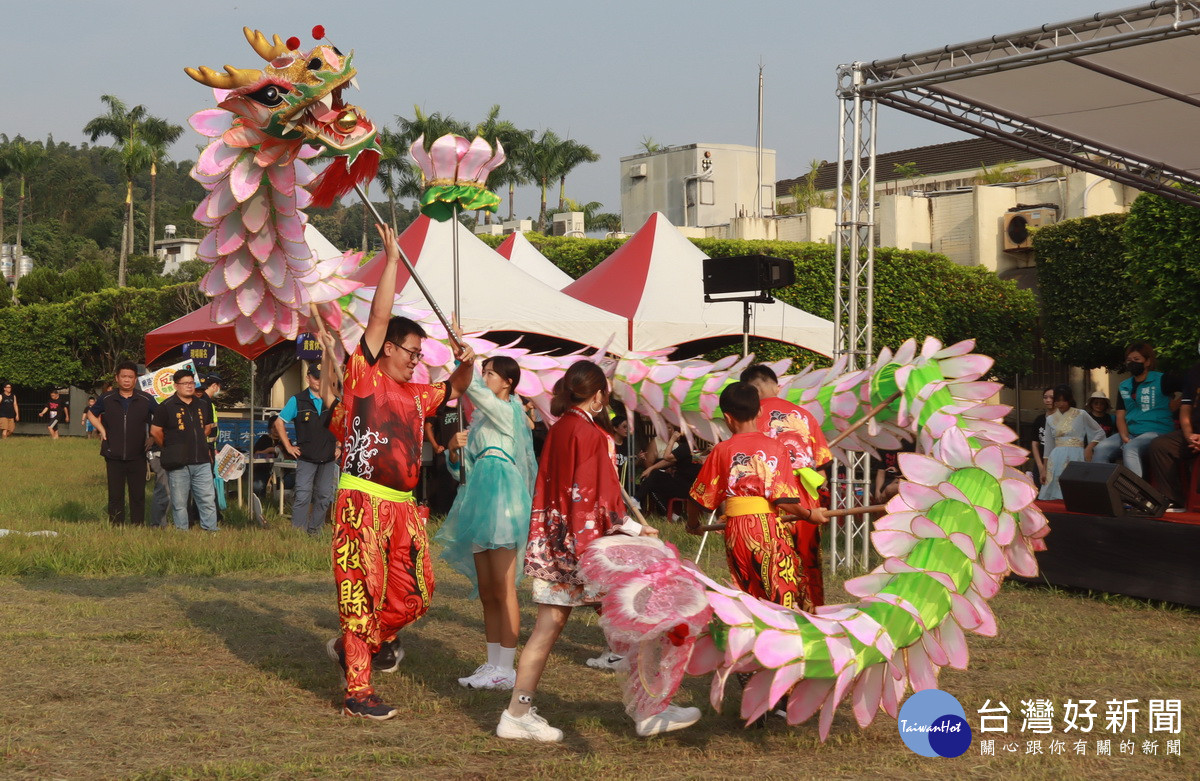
[336, 339, 446, 493]
[690, 431, 800, 510]
[757, 396, 832, 472]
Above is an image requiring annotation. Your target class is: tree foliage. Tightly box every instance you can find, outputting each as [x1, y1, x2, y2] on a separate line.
[1121, 191, 1200, 370]
[1032, 213, 1132, 369]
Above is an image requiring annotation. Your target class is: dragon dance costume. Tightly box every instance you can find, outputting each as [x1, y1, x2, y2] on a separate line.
[690, 431, 810, 611]
[757, 395, 832, 606]
[331, 339, 445, 697]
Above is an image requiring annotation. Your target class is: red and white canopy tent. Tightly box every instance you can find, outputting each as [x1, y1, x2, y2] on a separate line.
[353, 215, 628, 350]
[562, 212, 835, 355]
[494, 231, 575, 290]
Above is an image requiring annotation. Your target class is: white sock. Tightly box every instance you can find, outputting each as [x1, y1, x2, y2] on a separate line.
[497, 645, 516, 673]
[486, 642, 501, 668]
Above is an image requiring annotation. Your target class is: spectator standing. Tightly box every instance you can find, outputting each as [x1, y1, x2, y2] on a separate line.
[39, 390, 69, 439]
[1149, 363, 1200, 512]
[151, 370, 218, 532]
[1092, 342, 1178, 477]
[88, 362, 158, 525]
[0, 382, 18, 439]
[83, 397, 99, 439]
[276, 365, 340, 535]
[424, 399, 463, 515]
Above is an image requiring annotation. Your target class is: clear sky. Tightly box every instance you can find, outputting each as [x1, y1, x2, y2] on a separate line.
[6, 0, 1110, 224]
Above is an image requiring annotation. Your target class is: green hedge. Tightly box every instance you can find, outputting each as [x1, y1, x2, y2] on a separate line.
[481, 233, 1037, 376]
[1032, 214, 1131, 370]
[1122, 191, 1200, 370]
[0, 284, 201, 387]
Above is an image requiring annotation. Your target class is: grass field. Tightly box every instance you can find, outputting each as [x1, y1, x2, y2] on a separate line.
[0, 437, 1196, 780]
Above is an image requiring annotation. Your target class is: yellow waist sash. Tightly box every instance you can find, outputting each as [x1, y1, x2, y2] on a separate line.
[724, 496, 772, 516]
[338, 473, 414, 503]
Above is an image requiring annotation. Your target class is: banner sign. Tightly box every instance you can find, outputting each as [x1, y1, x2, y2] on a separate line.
[182, 341, 217, 368]
[296, 332, 322, 361]
[139, 359, 198, 401]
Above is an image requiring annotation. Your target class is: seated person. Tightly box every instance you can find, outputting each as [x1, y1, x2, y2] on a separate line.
[1039, 385, 1104, 501]
[1149, 362, 1200, 512]
[872, 439, 917, 503]
[1092, 342, 1178, 477]
[636, 424, 698, 516]
[251, 415, 294, 497]
[1085, 390, 1115, 437]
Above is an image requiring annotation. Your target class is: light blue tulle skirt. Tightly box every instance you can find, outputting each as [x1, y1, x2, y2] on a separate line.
[435, 453, 532, 595]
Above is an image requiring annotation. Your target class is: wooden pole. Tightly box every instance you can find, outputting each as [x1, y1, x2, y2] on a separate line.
[690, 503, 888, 533]
[826, 389, 903, 449]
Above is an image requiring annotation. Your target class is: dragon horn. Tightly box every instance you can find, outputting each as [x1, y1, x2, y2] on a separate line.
[243, 27, 290, 60]
[184, 64, 264, 90]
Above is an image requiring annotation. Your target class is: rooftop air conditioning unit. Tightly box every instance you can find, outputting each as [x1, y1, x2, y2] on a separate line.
[629, 163, 647, 178]
[552, 212, 585, 237]
[1002, 206, 1057, 252]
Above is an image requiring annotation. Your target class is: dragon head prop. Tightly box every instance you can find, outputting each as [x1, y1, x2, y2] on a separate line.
[186, 27, 380, 207]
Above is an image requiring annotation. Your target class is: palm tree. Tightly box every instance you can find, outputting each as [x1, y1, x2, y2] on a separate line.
[395, 106, 471, 150]
[84, 95, 170, 286]
[0, 135, 10, 249]
[7, 139, 45, 276]
[521, 130, 565, 233]
[141, 117, 184, 256]
[490, 125, 533, 222]
[555, 139, 599, 211]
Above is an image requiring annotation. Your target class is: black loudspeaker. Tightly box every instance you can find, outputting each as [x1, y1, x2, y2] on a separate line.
[702, 255, 796, 297]
[1059, 461, 1168, 518]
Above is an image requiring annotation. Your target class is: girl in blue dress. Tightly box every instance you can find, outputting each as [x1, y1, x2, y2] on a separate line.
[436, 356, 536, 691]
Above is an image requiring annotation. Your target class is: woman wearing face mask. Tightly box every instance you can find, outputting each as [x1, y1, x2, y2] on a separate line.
[1039, 386, 1105, 501]
[1091, 342, 1178, 477]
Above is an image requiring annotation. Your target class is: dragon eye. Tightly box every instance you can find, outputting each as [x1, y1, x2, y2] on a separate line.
[246, 84, 289, 107]
[308, 57, 322, 70]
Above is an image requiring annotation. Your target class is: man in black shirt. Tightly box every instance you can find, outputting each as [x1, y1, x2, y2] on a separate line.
[1148, 364, 1200, 512]
[151, 369, 218, 531]
[88, 361, 157, 525]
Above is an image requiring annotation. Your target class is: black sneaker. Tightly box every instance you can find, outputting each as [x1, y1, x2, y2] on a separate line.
[343, 693, 398, 720]
[372, 638, 405, 674]
[326, 635, 404, 674]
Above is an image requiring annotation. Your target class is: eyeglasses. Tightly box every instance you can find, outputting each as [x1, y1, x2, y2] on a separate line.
[176, 380, 196, 386]
[390, 342, 423, 362]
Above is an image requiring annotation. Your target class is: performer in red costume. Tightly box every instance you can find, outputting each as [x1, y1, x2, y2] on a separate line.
[496, 360, 700, 742]
[741, 364, 831, 606]
[688, 382, 812, 610]
[328, 224, 475, 720]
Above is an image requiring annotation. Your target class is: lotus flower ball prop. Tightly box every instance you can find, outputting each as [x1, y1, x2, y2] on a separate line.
[410, 134, 505, 222]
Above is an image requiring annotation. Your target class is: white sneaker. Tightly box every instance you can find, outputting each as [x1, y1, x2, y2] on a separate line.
[458, 663, 496, 688]
[635, 704, 701, 737]
[585, 652, 625, 671]
[481, 668, 516, 691]
[496, 707, 563, 742]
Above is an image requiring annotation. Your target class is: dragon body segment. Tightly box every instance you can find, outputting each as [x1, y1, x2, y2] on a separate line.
[583, 338, 1049, 738]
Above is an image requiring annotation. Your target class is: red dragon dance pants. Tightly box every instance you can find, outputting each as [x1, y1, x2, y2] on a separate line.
[332, 485, 434, 696]
[724, 511, 811, 613]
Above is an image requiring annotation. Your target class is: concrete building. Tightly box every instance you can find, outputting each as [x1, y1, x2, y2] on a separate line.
[154, 225, 202, 275]
[620, 143, 776, 237]
[774, 136, 1139, 434]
